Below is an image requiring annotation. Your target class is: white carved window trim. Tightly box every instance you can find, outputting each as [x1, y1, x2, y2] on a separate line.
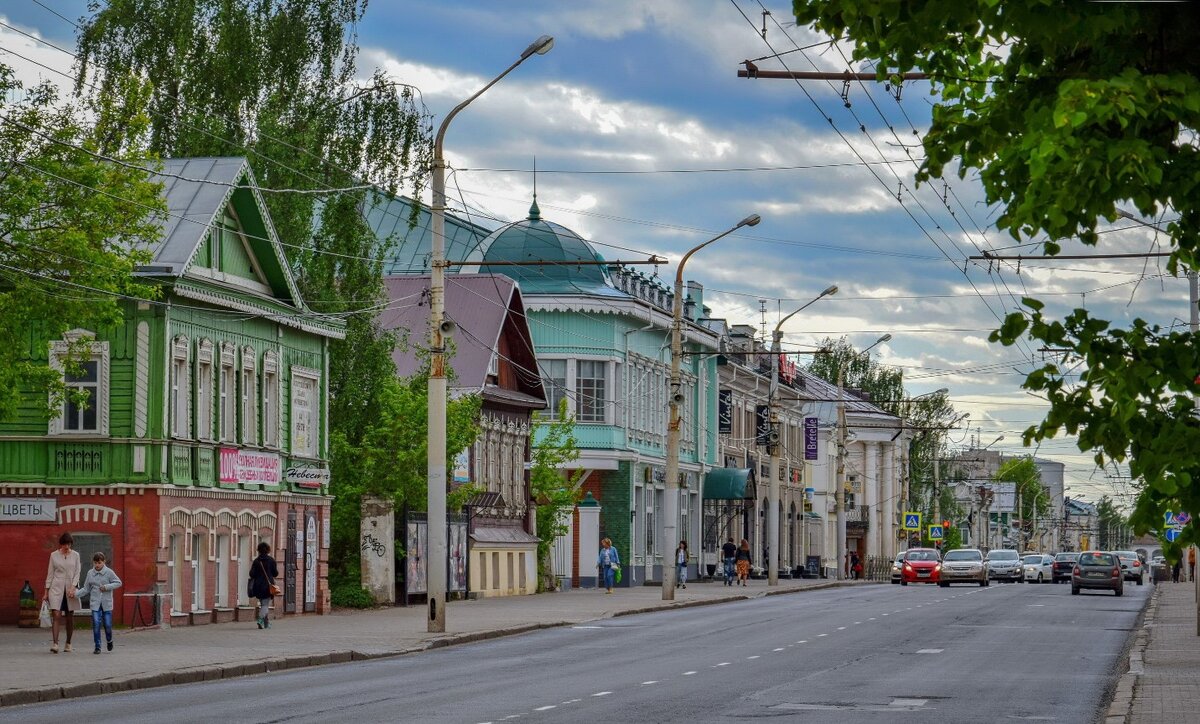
[240, 345, 257, 446]
[262, 350, 280, 449]
[48, 330, 110, 437]
[195, 339, 214, 441]
[171, 335, 191, 439]
[289, 366, 320, 458]
[218, 342, 236, 443]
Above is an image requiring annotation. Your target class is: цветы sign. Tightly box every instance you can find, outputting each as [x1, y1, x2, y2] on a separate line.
[1, 498, 57, 522]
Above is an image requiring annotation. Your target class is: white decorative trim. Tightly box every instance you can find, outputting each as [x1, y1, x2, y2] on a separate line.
[134, 322, 150, 438]
[171, 334, 192, 439]
[525, 295, 719, 347]
[172, 284, 345, 339]
[47, 331, 110, 437]
[57, 504, 122, 526]
[240, 345, 257, 446]
[195, 339, 215, 442]
[261, 350, 280, 449]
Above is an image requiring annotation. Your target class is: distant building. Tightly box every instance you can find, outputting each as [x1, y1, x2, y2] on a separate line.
[0, 158, 340, 627]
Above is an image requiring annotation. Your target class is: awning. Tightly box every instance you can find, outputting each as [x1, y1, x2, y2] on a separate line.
[703, 468, 752, 500]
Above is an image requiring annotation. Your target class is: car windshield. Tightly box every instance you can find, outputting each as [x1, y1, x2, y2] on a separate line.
[1055, 553, 1079, 562]
[944, 550, 982, 562]
[1023, 555, 1044, 564]
[907, 550, 940, 562]
[1080, 552, 1115, 566]
[990, 551, 1018, 560]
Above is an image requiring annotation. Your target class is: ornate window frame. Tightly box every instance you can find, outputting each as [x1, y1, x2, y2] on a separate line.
[170, 335, 192, 439]
[218, 342, 236, 442]
[48, 330, 110, 437]
[240, 345, 258, 446]
[195, 339, 214, 441]
[261, 350, 280, 449]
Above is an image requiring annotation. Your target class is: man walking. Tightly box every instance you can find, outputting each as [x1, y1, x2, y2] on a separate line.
[721, 538, 737, 586]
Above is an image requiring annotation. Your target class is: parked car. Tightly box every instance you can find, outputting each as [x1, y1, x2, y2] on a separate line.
[987, 549, 1022, 582]
[901, 548, 942, 586]
[939, 548, 989, 587]
[891, 552, 906, 584]
[1071, 551, 1123, 596]
[1113, 551, 1146, 585]
[1052, 552, 1079, 583]
[1022, 553, 1054, 583]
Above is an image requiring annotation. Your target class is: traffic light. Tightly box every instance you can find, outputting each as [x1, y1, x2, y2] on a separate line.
[943, 520, 951, 530]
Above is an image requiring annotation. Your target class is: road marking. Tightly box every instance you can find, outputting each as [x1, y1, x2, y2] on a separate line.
[716, 662, 731, 667]
[797, 640, 807, 644]
[774, 647, 785, 651]
[534, 706, 556, 712]
[641, 681, 657, 686]
[562, 699, 581, 704]
[837, 626, 846, 630]
[683, 671, 697, 676]
[881, 613, 889, 616]
[817, 633, 828, 637]
[571, 625, 603, 629]
[592, 692, 612, 697]
[891, 698, 929, 707]
[1028, 604, 1045, 607]
[868, 617, 876, 620]
[916, 648, 944, 654]
[747, 655, 760, 660]
[854, 621, 862, 625]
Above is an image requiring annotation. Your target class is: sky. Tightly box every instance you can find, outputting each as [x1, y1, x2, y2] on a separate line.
[2, 0, 1185, 506]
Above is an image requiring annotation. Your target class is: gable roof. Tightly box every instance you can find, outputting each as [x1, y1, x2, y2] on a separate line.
[380, 274, 546, 405]
[143, 157, 302, 308]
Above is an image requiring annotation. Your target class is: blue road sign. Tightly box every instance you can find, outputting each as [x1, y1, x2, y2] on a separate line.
[928, 525, 944, 540]
[903, 512, 921, 531]
[1165, 511, 1178, 526]
[1166, 528, 1182, 543]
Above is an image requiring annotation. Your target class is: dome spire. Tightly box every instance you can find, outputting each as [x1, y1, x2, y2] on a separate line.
[528, 155, 541, 220]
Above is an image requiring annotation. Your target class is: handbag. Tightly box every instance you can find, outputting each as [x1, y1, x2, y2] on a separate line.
[38, 600, 51, 628]
[258, 560, 282, 597]
[614, 566, 622, 585]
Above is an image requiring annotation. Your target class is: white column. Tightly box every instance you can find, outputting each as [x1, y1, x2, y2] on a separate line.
[577, 501, 601, 589]
[865, 441, 879, 563]
[884, 443, 896, 558]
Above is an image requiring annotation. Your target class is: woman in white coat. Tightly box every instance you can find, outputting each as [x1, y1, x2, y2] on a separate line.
[44, 532, 81, 653]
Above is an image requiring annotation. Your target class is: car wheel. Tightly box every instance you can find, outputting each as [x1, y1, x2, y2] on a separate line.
[892, 579, 899, 585]
[1115, 587, 1123, 597]
[901, 579, 908, 586]
[1037, 573, 1043, 583]
[1071, 585, 1080, 595]
[980, 579, 987, 587]
[1137, 576, 1143, 586]
[938, 582, 948, 588]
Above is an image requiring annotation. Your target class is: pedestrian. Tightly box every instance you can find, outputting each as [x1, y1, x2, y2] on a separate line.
[675, 540, 688, 589]
[597, 538, 620, 594]
[1172, 557, 1182, 583]
[850, 552, 861, 580]
[735, 538, 752, 586]
[76, 552, 122, 654]
[43, 532, 81, 653]
[1189, 547, 1196, 582]
[721, 537, 738, 586]
[247, 541, 279, 629]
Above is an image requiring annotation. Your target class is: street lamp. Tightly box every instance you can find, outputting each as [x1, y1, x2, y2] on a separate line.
[665, 213, 761, 601]
[427, 34, 553, 633]
[767, 284, 838, 585]
[836, 334, 890, 581]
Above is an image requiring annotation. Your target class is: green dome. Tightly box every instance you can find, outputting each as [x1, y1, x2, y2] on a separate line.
[479, 201, 625, 296]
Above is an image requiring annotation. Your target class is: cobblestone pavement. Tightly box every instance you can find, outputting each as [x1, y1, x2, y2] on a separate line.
[0, 576, 852, 706]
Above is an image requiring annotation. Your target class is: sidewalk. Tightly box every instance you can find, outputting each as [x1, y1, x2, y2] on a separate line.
[1107, 580, 1200, 723]
[0, 576, 856, 706]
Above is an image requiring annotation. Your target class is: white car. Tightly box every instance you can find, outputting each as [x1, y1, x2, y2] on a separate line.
[1022, 553, 1054, 583]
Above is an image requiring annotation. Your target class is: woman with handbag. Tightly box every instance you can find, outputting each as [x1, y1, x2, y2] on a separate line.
[597, 538, 620, 594]
[248, 541, 280, 629]
[43, 532, 81, 653]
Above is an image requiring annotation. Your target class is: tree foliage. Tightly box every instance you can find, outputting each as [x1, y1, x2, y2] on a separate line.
[530, 401, 584, 592]
[993, 457, 1049, 549]
[0, 63, 163, 421]
[76, 0, 434, 570]
[329, 374, 481, 580]
[793, 1, 1200, 541]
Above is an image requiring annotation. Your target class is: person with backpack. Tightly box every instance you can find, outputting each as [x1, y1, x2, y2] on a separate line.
[247, 541, 280, 628]
[721, 538, 738, 586]
[597, 538, 620, 594]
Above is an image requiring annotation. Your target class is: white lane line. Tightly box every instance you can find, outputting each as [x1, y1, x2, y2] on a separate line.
[592, 691, 612, 697]
[853, 621, 862, 625]
[641, 681, 658, 686]
[881, 613, 889, 616]
[916, 648, 944, 654]
[571, 625, 603, 629]
[683, 671, 697, 676]
[891, 698, 929, 707]
[562, 699, 581, 704]
[773, 647, 785, 652]
[868, 617, 877, 621]
[534, 706, 556, 712]
[797, 640, 807, 644]
[817, 633, 828, 637]
[837, 626, 846, 630]
[747, 655, 760, 660]
[716, 662, 731, 667]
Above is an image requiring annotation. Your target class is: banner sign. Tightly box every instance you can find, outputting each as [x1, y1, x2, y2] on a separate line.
[804, 417, 819, 460]
[219, 448, 281, 485]
[718, 389, 733, 434]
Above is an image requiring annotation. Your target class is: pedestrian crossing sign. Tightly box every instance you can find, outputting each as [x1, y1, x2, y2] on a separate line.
[928, 525, 944, 540]
[903, 512, 921, 531]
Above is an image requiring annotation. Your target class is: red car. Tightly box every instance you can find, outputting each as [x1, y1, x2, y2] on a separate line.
[901, 548, 942, 585]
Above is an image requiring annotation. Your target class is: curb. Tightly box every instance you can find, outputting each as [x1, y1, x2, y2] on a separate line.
[1103, 584, 1160, 724]
[0, 581, 860, 708]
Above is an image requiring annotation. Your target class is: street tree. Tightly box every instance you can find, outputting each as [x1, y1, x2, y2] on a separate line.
[76, 0, 434, 560]
[0, 63, 163, 422]
[793, 1, 1200, 541]
[992, 457, 1049, 550]
[529, 401, 585, 592]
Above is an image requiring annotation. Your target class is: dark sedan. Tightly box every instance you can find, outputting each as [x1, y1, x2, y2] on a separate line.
[1052, 552, 1079, 583]
[1071, 551, 1123, 596]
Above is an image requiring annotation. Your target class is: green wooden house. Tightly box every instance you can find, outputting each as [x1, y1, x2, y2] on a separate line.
[0, 157, 342, 627]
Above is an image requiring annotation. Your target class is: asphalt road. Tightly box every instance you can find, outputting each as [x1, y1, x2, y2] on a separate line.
[4, 579, 1149, 724]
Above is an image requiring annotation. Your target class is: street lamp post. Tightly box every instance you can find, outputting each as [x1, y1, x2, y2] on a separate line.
[835, 334, 890, 580]
[767, 285, 838, 585]
[665, 213, 760, 601]
[427, 35, 554, 633]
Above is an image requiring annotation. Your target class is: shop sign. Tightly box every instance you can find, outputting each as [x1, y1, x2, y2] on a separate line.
[1, 497, 57, 522]
[219, 448, 281, 485]
[285, 466, 330, 489]
[718, 389, 732, 434]
[804, 417, 819, 460]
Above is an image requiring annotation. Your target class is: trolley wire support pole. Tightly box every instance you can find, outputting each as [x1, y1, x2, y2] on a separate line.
[427, 34, 553, 633]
